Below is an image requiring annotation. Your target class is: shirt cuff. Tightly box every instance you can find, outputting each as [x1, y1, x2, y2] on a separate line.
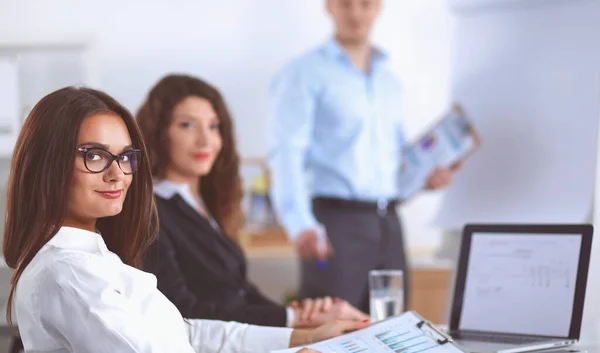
[281, 213, 319, 241]
[286, 306, 295, 328]
[242, 325, 294, 353]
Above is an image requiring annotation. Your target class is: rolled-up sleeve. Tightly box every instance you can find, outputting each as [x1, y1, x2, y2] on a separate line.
[185, 319, 293, 353]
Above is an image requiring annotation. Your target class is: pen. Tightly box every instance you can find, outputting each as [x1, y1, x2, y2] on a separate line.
[315, 224, 328, 270]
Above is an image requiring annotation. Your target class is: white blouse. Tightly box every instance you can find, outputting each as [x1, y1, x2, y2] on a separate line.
[14, 226, 293, 353]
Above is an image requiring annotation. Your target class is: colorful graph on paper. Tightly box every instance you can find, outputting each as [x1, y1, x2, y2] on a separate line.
[271, 312, 466, 353]
[373, 328, 437, 353]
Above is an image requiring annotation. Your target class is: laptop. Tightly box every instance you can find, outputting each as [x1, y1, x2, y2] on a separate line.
[449, 224, 593, 353]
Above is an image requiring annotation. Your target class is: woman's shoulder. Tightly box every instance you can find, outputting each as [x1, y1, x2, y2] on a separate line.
[16, 249, 118, 321]
[20, 245, 156, 310]
[153, 193, 210, 233]
[23, 248, 120, 293]
[153, 192, 171, 208]
[154, 193, 182, 218]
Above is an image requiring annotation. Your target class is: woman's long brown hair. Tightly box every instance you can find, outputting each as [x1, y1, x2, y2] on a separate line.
[3, 86, 157, 326]
[136, 74, 244, 238]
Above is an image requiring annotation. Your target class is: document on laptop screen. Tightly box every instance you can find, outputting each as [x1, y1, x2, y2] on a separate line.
[459, 233, 581, 337]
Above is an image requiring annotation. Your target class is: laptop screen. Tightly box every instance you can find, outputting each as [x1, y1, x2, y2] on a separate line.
[458, 233, 582, 337]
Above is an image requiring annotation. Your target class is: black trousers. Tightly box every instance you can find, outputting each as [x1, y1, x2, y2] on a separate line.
[299, 197, 410, 314]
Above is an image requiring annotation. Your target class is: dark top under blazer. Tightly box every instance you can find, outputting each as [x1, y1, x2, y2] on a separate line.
[144, 194, 287, 327]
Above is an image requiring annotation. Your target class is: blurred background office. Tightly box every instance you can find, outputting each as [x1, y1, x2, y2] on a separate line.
[1, 0, 600, 352]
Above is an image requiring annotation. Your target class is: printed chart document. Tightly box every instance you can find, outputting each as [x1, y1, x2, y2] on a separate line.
[398, 105, 480, 201]
[272, 311, 466, 353]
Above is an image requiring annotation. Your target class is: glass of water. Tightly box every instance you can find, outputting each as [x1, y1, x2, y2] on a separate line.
[369, 269, 404, 322]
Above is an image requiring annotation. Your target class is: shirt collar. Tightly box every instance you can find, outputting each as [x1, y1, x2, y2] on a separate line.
[322, 37, 389, 68]
[46, 226, 108, 253]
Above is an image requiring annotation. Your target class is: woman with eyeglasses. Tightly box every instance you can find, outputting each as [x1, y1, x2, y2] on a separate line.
[137, 74, 369, 329]
[3, 86, 367, 352]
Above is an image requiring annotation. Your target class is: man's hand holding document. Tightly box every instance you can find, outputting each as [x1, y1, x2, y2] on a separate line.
[398, 104, 481, 201]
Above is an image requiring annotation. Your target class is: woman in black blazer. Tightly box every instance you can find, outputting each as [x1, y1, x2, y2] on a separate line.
[137, 74, 368, 328]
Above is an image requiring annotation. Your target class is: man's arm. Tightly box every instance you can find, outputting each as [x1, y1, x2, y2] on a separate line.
[267, 65, 320, 242]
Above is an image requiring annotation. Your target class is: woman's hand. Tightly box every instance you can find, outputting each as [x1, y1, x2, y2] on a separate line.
[290, 297, 334, 323]
[289, 319, 370, 347]
[291, 297, 369, 328]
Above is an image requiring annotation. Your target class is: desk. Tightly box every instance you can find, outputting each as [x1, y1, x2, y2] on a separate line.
[242, 227, 453, 324]
[573, 347, 599, 353]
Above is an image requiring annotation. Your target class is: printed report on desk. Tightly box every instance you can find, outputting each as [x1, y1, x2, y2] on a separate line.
[272, 312, 465, 353]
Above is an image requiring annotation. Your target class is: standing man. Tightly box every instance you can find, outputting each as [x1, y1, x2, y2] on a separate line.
[268, 0, 454, 313]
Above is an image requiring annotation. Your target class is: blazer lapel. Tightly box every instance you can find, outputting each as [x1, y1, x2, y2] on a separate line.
[167, 195, 245, 280]
[217, 233, 248, 275]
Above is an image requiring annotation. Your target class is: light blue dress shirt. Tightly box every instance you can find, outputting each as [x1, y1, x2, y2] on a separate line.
[268, 38, 406, 240]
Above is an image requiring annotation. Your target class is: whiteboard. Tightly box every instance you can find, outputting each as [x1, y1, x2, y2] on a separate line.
[435, 0, 600, 228]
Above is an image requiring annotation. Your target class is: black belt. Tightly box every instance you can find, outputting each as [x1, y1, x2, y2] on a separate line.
[313, 197, 399, 215]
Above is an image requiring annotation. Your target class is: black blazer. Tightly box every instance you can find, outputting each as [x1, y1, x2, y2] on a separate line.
[144, 194, 287, 327]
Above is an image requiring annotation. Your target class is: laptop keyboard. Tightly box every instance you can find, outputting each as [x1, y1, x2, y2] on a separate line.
[453, 332, 551, 344]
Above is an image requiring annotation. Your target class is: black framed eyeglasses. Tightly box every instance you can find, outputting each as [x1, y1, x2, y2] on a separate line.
[78, 147, 142, 175]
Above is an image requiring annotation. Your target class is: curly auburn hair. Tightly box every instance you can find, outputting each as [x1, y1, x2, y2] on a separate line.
[136, 74, 244, 238]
